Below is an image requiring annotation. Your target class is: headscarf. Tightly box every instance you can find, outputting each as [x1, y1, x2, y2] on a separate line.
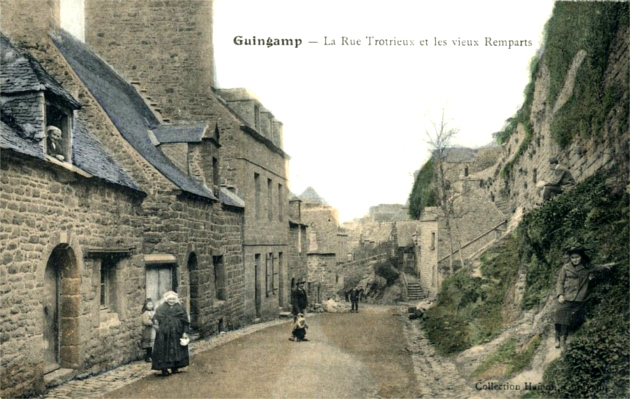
[163, 291, 179, 303]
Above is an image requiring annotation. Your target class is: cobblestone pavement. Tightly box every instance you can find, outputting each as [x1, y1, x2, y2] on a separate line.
[38, 318, 291, 399]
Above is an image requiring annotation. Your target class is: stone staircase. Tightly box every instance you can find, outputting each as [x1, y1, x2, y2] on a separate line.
[407, 281, 426, 301]
[494, 197, 511, 217]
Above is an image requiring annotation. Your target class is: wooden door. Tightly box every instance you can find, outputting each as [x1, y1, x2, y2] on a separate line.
[43, 262, 60, 373]
[146, 264, 174, 305]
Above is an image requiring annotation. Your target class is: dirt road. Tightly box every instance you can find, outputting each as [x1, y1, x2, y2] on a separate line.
[105, 305, 419, 399]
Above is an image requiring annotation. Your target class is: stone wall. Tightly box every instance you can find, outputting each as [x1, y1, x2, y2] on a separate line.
[417, 208, 439, 297]
[85, 0, 214, 120]
[0, 0, 60, 39]
[0, 152, 144, 398]
[0, 26, 247, 399]
[301, 203, 341, 255]
[485, 26, 629, 219]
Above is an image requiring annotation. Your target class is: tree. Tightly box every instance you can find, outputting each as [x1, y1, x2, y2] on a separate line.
[422, 105, 465, 275]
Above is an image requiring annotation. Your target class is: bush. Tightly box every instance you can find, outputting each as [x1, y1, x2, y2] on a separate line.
[423, 238, 520, 355]
[518, 173, 629, 397]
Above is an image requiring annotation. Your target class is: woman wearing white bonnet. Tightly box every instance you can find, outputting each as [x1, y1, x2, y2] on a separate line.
[151, 291, 190, 376]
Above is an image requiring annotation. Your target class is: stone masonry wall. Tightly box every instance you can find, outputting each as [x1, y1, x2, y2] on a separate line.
[0, 0, 60, 39]
[0, 152, 144, 398]
[0, 29, 247, 398]
[85, 0, 214, 120]
[84, 0, 291, 325]
[417, 212, 439, 297]
[485, 26, 629, 218]
[301, 204, 341, 255]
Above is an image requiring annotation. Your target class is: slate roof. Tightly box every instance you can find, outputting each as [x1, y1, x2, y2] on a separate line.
[299, 186, 328, 205]
[0, 111, 44, 159]
[219, 186, 245, 208]
[153, 123, 208, 144]
[51, 30, 234, 203]
[73, 118, 140, 190]
[0, 34, 80, 109]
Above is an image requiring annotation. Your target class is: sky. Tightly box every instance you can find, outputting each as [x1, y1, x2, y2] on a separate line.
[61, 0, 556, 222]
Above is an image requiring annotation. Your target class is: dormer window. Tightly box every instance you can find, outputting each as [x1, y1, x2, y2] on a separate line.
[45, 102, 72, 162]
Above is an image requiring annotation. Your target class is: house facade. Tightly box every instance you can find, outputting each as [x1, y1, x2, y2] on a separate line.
[0, 0, 301, 397]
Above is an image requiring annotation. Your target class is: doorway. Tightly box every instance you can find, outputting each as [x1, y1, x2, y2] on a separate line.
[146, 263, 177, 306]
[43, 245, 79, 373]
[187, 254, 199, 332]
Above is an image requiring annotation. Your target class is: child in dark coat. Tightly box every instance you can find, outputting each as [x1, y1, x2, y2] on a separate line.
[290, 313, 308, 342]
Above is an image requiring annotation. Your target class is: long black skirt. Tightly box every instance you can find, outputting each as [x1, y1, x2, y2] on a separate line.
[555, 300, 584, 327]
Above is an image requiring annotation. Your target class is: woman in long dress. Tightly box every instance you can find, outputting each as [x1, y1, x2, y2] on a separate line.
[151, 291, 190, 376]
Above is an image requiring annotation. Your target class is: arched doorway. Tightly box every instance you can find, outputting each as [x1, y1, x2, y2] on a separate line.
[187, 253, 199, 332]
[43, 245, 79, 373]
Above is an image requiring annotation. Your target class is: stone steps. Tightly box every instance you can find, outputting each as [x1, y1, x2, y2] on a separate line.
[407, 282, 426, 300]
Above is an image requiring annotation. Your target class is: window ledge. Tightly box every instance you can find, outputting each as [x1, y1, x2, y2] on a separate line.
[46, 155, 91, 178]
[213, 300, 227, 309]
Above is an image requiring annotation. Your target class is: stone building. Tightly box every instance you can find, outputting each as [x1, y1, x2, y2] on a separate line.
[0, 0, 300, 397]
[413, 147, 506, 297]
[287, 196, 309, 291]
[298, 187, 346, 303]
[83, 0, 293, 323]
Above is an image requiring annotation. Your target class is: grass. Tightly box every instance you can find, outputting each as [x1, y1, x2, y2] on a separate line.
[472, 335, 541, 379]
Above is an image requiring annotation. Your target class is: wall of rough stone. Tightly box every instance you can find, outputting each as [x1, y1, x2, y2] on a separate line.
[288, 224, 309, 291]
[0, 28, 247, 399]
[0, 152, 144, 399]
[417, 209, 439, 297]
[485, 26, 629, 218]
[307, 254, 338, 303]
[85, 0, 214, 120]
[84, 0, 293, 326]
[0, 0, 60, 39]
[301, 203, 341, 255]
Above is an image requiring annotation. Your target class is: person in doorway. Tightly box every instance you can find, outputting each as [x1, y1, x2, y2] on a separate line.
[350, 287, 361, 313]
[289, 313, 309, 342]
[152, 291, 190, 376]
[140, 299, 157, 362]
[554, 247, 613, 349]
[46, 125, 65, 161]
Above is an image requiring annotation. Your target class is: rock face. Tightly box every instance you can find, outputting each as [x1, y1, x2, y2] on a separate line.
[485, 23, 629, 221]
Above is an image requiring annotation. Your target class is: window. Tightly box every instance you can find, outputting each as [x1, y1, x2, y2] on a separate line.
[267, 178, 273, 221]
[212, 157, 219, 195]
[430, 232, 436, 250]
[254, 173, 261, 219]
[278, 183, 283, 222]
[45, 103, 71, 162]
[213, 255, 226, 301]
[265, 253, 272, 297]
[100, 257, 118, 311]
